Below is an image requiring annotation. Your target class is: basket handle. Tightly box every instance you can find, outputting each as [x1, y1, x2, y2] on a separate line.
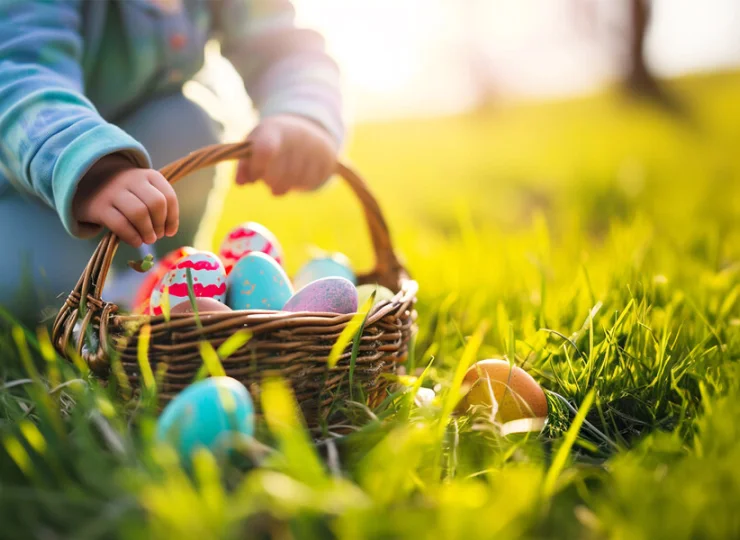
[52, 141, 407, 364]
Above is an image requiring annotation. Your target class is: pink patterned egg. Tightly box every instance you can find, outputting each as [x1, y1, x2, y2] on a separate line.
[149, 251, 227, 315]
[219, 222, 283, 274]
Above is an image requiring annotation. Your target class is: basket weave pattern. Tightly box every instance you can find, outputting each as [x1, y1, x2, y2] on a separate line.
[52, 141, 418, 426]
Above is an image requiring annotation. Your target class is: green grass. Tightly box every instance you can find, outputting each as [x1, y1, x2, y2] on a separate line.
[2, 71, 740, 539]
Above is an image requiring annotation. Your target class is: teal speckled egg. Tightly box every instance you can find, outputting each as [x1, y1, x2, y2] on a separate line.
[284, 277, 358, 314]
[226, 252, 293, 310]
[293, 254, 356, 290]
[356, 284, 397, 307]
[156, 377, 254, 459]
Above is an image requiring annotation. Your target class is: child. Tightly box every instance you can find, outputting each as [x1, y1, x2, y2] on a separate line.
[0, 0, 343, 325]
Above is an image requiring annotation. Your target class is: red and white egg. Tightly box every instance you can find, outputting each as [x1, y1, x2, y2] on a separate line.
[134, 246, 197, 314]
[219, 222, 283, 274]
[149, 251, 227, 315]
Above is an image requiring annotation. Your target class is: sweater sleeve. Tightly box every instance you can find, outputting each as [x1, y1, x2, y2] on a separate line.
[214, 0, 345, 147]
[0, 0, 151, 237]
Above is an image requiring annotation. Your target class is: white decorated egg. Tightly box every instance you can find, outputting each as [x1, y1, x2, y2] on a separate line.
[150, 251, 227, 315]
[219, 222, 283, 274]
[134, 246, 198, 313]
[226, 252, 293, 311]
[356, 284, 396, 307]
[283, 277, 358, 314]
[293, 253, 356, 290]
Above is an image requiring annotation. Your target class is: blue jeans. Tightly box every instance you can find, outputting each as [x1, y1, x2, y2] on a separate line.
[0, 92, 222, 326]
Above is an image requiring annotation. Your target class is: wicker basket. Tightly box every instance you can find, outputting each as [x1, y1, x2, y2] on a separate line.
[52, 141, 418, 427]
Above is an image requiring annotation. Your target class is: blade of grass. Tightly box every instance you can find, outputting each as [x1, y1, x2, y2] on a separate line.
[217, 330, 253, 360]
[161, 285, 171, 322]
[543, 389, 595, 498]
[261, 378, 327, 486]
[185, 268, 202, 328]
[437, 320, 489, 439]
[199, 342, 226, 378]
[327, 292, 375, 369]
[13, 327, 64, 437]
[137, 324, 155, 395]
[349, 291, 376, 399]
[36, 328, 61, 392]
[2, 435, 33, 477]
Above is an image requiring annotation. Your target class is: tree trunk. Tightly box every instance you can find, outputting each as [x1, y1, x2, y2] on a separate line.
[623, 0, 684, 115]
[625, 0, 654, 94]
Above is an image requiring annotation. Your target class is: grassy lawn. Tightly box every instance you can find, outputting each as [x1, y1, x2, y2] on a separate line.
[1, 71, 740, 539]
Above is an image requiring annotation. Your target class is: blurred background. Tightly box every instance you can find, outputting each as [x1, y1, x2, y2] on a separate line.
[197, 0, 740, 319]
[292, 0, 740, 119]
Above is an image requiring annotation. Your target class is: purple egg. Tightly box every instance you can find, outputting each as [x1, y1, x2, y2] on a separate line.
[283, 277, 358, 314]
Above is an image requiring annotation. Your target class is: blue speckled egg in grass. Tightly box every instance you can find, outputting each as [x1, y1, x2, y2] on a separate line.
[293, 254, 356, 290]
[226, 252, 293, 310]
[156, 377, 254, 460]
[283, 277, 358, 314]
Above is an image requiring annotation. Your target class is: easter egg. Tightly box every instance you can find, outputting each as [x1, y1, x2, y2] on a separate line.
[156, 377, 254, 459]
[170, 297, 232, 315]
[356, 284, 397, 307]
[219, 222, 284, 274]
[293, 254, 356, 290]
[414, 387, 436, 408]
[226, 252, 293, 310]
[150, 251, 227, 315]
[456, 359, 548, 422]
[133, 246, 197, 312]
[283, 277, 358, 314]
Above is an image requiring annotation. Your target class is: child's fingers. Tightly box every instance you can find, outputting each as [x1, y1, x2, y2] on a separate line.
[244, 127, 281, 185]
[114, 190, 157, 245]
[131, 182, 167, 239]
[147, 173, 179, 237]
[302, 161, 326, 191]
[295, 150, 333, 191]
[103, 207, 143, 248]
[264, 151, 291, 196]
[316, 157, 336, 188]
[290, 155, 313, 191]
[236, 158, 258, 186]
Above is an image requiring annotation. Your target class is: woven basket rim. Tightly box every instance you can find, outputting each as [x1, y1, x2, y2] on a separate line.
[115, 279, 418, 324]
[52, 141, 416, 377]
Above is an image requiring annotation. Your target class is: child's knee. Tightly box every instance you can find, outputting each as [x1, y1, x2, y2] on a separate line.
[0, 195, 95, 326]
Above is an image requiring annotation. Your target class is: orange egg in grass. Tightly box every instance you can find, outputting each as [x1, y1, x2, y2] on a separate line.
[457, 359, 548, 423]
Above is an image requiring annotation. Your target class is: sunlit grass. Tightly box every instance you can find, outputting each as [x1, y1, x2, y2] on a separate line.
[1, 71, 740, 538]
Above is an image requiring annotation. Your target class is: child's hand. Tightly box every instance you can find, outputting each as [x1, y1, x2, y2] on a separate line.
[72, 154, 179, 248]
[236, 114, 338, 195]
